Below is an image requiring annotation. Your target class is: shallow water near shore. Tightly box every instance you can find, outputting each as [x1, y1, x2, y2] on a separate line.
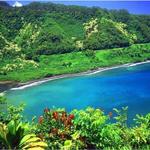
[5, 62, 150, 124]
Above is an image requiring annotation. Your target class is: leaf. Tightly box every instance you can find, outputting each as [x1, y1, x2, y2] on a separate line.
[24, 137, 41, 144]
[113, 108, 120, 113]
[7, 120, 16, 135]
[64, 140, 72, 146]
[61, 140, 73, 150]
[22, 141, 48, 149]
[19, 134, 36, 146]
[27, 147, 45, 150]
[0, 123, 8, 147]
[71, 131, 80, 140]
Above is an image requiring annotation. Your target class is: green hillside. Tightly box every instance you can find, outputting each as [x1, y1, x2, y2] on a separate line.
[0, 2, 150, 82]
[0, 3, 150, 149]
[1, 43, 150, 82]
[0, 2, 150, 56]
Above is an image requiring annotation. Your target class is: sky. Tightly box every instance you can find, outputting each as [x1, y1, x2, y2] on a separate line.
[6, 1, 150, 15]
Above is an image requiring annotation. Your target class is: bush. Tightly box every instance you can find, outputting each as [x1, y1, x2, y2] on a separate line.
[33, 107, 150, 149]
[83, 49, 96, 58]
[34, 108, 84, 149]
[0, 97, 150, 149]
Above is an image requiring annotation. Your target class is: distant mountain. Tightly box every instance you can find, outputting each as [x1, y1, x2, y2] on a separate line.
[0, 1, 10, 7]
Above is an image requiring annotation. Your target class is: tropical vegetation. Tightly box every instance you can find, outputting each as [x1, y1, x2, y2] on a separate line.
[0, 43, 150, 82]
[0, 2, 150, 149]
[0, 2, 150, 82]
[0, 96, 150, 149]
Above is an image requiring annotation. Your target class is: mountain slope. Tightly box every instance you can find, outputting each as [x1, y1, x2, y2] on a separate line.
[0, 2, 150, 60]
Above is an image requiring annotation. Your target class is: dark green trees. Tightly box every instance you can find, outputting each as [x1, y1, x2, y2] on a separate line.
[0, 2, 150, 58]
[83, 18, 137, 50]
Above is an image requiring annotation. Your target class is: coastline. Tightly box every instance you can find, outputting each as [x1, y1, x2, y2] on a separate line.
[1, 60, 150, 92]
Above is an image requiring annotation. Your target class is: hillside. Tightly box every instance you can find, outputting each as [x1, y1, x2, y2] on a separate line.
[0, 2, 150, 82]
[0, 2, 150, 150]
[0, 2, 150, 56]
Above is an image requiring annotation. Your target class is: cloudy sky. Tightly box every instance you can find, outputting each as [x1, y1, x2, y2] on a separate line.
[6, 1, 150, 15]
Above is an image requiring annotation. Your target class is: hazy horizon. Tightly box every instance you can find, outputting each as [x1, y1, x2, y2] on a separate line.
[6, 1, 150, 15]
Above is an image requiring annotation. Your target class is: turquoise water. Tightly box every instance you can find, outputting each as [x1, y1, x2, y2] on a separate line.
[5, 63, 150, 123]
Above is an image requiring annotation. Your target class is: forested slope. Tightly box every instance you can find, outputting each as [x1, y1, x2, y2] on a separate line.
[0, 2, 150, 82]
[0, 2, 150, 57]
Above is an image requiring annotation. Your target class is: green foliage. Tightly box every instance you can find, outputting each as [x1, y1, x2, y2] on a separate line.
[33, 16, 76, 55]
[72, 107, 108, 148]
[0, 2, 150, 59]
[113, 106, 128, 127]
[0, 120, 29, 149]
[14, 23, 40, 52]
[134, 113, 150, 127]
[34, 108, 84, 149]
[0, 98, 149, 149]
[0, 96, 24, 123]
[83, 18, 98, 38]
[0, 120, 47, 149]
[0, 2, 150, 83]
[0, 96, 7, 104]
[83, 49, 96, 58]
[131, 114, 150, 148]
[0, 57, 39, 75]
[33, 107, 150, 149]
[0, 43, 150, 82]
[84, 18, 137, 50]
[0, 96, 7, 122]
[5, 104, 25, 122]
[62, 62, 72, 67]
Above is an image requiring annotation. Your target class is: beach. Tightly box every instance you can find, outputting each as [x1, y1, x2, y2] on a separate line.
[1, 60, 150, 92]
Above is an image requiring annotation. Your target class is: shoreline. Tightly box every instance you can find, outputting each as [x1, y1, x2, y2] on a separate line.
[1, 60, 150, 92]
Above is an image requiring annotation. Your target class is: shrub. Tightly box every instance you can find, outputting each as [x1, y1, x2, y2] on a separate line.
[0, 120, 47, 149]
[34, 108, 84, 149]
[0, 97, 150, 149]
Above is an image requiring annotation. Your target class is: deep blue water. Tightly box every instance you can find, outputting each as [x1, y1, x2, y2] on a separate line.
[5, 63, 150, 123]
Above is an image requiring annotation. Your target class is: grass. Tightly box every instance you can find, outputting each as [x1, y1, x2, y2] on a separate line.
[0, 43, 150, 82]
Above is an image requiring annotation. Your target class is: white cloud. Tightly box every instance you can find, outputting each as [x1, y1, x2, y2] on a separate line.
[12, 1, 23, 7]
